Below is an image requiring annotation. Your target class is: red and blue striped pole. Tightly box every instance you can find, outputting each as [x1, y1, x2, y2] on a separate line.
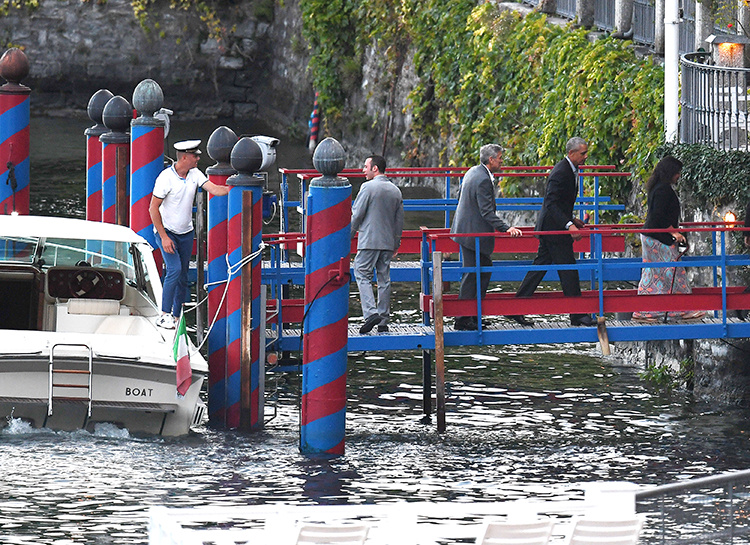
[301, 137, 350, 455]
[85, 89, 113, 224]
[0, 48, 31, 215]
[205, 126, 238, 428]
[100, 96, 132, 227]
[225, 137, 265, 430]
[307, 91, 319, 154]
[225, 169, 243, 429]
[130, 80, 165, 253]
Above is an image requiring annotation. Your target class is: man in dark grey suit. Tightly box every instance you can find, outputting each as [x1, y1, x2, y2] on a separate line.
[513, 137, 595, 327]
[450, 144, 522, 331]
[352, 155, 404, 334]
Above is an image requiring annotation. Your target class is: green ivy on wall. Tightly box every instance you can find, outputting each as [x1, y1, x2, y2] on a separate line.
[301, 0, 362, 124]
[301, 1, 665, 214]
[661, 142, 750, 210]
[0, 0, 38, 18]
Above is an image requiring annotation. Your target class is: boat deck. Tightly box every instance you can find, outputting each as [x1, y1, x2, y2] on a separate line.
[270, 315, 750, 352]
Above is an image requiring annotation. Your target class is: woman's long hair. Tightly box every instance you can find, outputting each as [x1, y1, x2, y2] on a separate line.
[646, 155, 683, 192]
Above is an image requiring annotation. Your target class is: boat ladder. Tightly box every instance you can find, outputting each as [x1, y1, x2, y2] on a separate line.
[48, 343, 93, 418]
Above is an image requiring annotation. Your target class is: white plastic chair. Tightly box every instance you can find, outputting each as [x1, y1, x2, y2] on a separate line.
[295, 522, 370, 545]
[566, 516, 644, 545]
[476, 519, 555, 545]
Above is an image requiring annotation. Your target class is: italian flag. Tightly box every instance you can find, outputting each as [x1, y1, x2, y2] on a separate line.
[174, 314, 192, 397]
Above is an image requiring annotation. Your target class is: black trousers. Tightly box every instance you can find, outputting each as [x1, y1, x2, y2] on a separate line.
[457, 247, 492, 322]
[516, 234, 585, 319]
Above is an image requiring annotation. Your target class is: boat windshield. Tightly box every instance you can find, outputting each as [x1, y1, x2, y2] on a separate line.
[0, 234, 139, 285]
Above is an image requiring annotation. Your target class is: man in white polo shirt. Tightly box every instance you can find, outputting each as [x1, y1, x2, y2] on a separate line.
[149, 139, 230, 329]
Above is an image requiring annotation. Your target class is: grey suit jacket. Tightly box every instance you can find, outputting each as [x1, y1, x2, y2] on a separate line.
[450, 164, 510, 255]
[351, 174, 404, 251]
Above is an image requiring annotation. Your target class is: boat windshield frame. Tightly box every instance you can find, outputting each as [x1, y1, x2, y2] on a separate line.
[0, 233, 159, 307]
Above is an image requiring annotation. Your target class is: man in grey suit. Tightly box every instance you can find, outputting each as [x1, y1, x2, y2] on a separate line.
[450, 144, 523, 331]
[352, 155, 404, 334]
[513, 137, 595, 327]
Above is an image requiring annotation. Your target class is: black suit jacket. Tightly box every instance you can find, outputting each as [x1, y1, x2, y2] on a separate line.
[536, 158, 577, 233]
[643, 182, 680, 245]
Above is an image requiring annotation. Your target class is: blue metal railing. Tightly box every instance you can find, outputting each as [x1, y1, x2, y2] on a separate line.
[419, 224, 750, 337]
[279, 167, 627, 235]
[261, 222, 750, 353]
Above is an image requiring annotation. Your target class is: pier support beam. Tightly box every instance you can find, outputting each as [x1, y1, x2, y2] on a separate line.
[226, 138, 264, 430]
[130, 79, 165, 255]
[0, 48, 30, 215]
[205, 126, 238, 428]
[101, 96, 132, 227]
[422, 350, 432, 419]
[433, 252, 446, 433]
[85, 90, 113, 226]
[300, 137, 350, 455]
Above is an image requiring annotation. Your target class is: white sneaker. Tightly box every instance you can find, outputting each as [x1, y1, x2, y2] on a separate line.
[156, 314, 176, 329]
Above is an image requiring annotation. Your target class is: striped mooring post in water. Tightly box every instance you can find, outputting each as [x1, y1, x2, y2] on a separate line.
[130, 79, 165, 253]
[100, 95, 132, 226]
[85, 89, 113, 225]
[224, 137, 265, 430]
[205, 126, 238, 428]
[301, 137, 351, 455]
[0, 48, 31, 215]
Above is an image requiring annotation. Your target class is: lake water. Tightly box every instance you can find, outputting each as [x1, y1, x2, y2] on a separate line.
[6, 116, 750, 544]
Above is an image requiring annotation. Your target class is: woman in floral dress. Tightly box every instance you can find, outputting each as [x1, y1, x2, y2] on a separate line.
[632, 155, 705, 322]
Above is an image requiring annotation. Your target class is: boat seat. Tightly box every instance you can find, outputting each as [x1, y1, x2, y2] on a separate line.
[67, 298, 121, 316]
[94, 315, 162, 338]
[56, 299, 127, 333]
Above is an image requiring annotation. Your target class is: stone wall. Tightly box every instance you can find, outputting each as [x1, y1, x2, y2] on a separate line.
[613, 336, 750, 407]
[1, 0, 317, 138]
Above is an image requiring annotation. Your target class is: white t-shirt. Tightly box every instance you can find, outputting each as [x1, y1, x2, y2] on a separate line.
[152, 166, 207, 235]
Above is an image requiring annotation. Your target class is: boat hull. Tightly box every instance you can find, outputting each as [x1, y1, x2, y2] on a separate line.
[0, 331, 206, 436]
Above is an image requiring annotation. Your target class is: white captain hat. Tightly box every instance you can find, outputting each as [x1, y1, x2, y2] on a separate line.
[174, 139, 202, 155]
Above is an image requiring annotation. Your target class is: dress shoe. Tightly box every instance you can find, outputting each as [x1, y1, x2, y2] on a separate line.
[359, 314, 382, 334]
[377, 324, 389, 333]
[454, 317, 478, 330]
[570, 314, 595, 327]
[509, 315, 533, 326]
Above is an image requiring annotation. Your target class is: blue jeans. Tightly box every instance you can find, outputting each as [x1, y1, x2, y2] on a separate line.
[154, 229, 194, 317]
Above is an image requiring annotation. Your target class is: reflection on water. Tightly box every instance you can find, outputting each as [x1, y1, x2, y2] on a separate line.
[29, 116, 315, 218]
[11, 117, 750, 544]
[3, 345, 750, 543]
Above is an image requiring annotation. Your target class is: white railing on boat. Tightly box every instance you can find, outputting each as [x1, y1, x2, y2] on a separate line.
[48, 342, 93, 418]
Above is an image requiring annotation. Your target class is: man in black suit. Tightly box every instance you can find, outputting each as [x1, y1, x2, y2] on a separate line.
[450, 144, 523, 330]
[511, 137, 595, 327]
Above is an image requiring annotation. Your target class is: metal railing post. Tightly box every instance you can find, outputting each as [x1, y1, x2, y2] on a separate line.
[432, 251, 446, 433]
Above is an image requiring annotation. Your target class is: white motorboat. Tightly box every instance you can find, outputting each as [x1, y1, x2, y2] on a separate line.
[0, 215, 207, 436]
